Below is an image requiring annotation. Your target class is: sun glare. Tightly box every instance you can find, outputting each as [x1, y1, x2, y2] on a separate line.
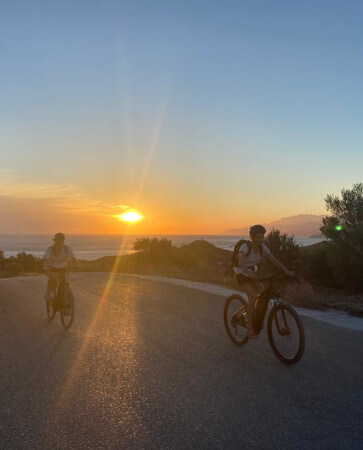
[116, 211, 143, 223]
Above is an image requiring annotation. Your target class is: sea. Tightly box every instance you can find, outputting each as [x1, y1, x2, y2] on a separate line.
[0, 234, 326, 261]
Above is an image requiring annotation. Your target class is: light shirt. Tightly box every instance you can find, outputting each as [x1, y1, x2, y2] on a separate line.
[43, 245, 76, 270]
[234, 243, 271, 275]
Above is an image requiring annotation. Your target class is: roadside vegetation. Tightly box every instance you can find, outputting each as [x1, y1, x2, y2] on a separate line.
[0, 251, 43, 277]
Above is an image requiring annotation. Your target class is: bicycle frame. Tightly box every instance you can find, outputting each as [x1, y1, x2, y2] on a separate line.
[46, 268, 74, 329]
[56, 269, 69, 282]
[225, 274, 305, 363]
[48, 270, 69, 304]
[230, 275, 291, 335]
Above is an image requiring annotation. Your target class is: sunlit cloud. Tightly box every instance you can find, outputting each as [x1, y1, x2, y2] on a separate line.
[0, 168, 129, 219]
[0, 169, 74, 199]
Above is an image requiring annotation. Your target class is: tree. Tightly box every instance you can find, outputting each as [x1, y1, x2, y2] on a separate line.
[133, 238, 172, 254]
[15, 252, 37, 271]
[133, 237, 152, 252]
[4, 262, 24, 276]
[321, 182, 363, 239]
[133, 238, 174, 266]
[264, 229, 300, 268]
[320, 183, 363, 288]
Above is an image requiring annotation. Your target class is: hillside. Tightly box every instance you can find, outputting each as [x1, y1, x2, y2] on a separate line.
[80, 239, 232, 284]
[79, 239, 362, 316]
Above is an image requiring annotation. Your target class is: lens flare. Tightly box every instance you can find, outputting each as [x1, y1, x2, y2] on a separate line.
[335, 225, 343, 231]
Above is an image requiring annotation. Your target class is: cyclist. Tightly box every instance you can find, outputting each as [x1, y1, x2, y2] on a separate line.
[234, 225, 294, 338]
[43, 233, 79, 303]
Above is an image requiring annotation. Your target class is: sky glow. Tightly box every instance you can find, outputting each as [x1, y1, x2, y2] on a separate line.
[1, 1, 362, 234]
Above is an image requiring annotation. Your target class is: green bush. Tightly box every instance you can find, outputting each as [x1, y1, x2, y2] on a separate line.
[14, 252, 38, 271]
[299, 242, 335, 285]
[4, 262, 24, 275]
[133, 238, 172, 266]
[264, 229, 300, 269]
[320, 182, 363, 289]
[132, 238, 211, 269]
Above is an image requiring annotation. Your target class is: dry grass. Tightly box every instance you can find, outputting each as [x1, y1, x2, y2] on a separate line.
[283, 279, 327, 310]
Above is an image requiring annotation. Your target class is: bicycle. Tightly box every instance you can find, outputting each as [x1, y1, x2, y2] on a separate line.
[45, 268, 75, 330]
[224, 275, 305, 365]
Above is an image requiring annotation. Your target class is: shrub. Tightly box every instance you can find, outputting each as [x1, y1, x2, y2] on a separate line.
[132, 238, 210, 269]
[4, 262, 24, 276]
[133, 238, 174, 266]
[299, 242, 335, 285]
[320, 182, 363, 289]
[264, 229, 300, 269]
[14, 252, 38, 271]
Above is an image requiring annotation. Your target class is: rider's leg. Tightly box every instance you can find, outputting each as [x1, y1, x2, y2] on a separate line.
[251, 281, 265, 297]
[242, 283, 259, 338]
[44, 271, 57, 301]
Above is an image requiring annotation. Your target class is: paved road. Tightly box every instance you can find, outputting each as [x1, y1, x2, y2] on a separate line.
[0, 273, 362, 449]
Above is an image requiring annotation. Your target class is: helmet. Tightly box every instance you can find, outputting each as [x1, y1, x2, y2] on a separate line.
[53, 232, 65, 242]
[248, 224, 266, 237]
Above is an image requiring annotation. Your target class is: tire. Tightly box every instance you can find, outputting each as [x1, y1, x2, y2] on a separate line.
[46, 287, 57, 320]
[60, 286, 74, 330]
[224, 294, 249, 346]
[46, 299, 56, 320]
[267, 303, 305, 365]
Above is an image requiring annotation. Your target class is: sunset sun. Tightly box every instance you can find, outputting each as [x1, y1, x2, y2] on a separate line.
[116, 211, 143, 223]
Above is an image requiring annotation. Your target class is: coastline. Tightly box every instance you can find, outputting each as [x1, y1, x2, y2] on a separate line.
[0, 234, 325, 260]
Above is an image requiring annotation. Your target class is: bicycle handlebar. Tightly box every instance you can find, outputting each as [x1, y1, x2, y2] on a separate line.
[258, 274, 299, 283]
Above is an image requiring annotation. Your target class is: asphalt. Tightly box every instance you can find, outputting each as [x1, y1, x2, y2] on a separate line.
[0, 273, 362, 449]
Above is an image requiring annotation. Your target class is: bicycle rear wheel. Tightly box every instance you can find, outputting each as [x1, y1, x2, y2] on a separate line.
[224, 294, 249, 346]
[267, 303, 305, 365]
[60, 286, 74, 330]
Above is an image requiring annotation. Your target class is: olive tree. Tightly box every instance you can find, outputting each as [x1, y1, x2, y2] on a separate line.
[320, 183, 363, 288]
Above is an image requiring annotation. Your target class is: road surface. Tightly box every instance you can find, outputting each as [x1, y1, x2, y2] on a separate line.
[0, 273, 362, 449]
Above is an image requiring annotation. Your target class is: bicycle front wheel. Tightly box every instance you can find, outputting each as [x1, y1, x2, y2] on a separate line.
[60, 287, 74, 330]
[46, 299, 56, 320]
[224, 294, 249, 346]
[267, 303, 305, 365]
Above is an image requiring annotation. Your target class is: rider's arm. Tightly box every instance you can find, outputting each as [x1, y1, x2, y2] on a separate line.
[266, 253, 294, 276]
[66, 246, 81, 269]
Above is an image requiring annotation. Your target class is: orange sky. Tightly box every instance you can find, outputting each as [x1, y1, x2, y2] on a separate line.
[0, 169, 327, 234]
[1, 3, 363, 235]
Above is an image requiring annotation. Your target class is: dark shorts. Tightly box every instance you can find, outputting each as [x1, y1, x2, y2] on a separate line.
[234, 273, 253, 286]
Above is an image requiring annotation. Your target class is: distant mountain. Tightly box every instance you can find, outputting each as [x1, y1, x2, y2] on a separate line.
[223, 214, 324, 237]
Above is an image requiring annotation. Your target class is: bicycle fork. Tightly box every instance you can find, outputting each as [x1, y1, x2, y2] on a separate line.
[272, 304, 290, 336]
